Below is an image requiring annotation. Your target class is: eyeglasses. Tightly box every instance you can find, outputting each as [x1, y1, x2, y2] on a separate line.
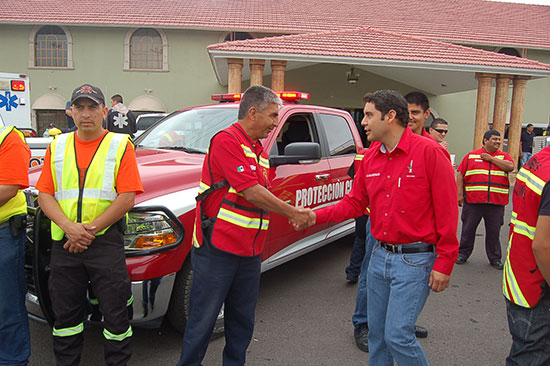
[433, 128, 448, 134]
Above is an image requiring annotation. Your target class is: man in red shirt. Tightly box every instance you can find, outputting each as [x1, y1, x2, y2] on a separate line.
[176, 85, 310, 366]
[405, 91, 436, 141]
[456, 130, 514, 269]
[37, 84, 143, 366]
[300, 89, 458, 365]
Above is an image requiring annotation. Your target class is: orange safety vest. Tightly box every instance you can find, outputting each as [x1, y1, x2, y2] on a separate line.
[192, 125, 271, 257]
[463, 148, 511, 205]
[503, 146, 550, 308]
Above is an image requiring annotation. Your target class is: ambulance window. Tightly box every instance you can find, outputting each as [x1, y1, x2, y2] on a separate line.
[318, 113, 356, 156]
[271, 114, 316, 156]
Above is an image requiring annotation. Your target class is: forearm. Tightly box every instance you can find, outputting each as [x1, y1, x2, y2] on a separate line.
[533, 215, 550, 284]
[457, 173, 464, 196]
[0, 185, 19, 207]
[491, 158, 514, 172]
[242, 185, 297, 219]
[89, 192, 135, 234]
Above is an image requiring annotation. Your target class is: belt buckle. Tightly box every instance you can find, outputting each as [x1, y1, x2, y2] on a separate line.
[383, 242, 399, 253]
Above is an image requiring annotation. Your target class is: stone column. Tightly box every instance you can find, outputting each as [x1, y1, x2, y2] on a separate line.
[249, 59, 265, 87]
[271, 60, 287, 92]
[227, 58, 243, 94]
[508, 75, 530, 170]
[473, 73, 496, 149]
[492, 74, 512, 138]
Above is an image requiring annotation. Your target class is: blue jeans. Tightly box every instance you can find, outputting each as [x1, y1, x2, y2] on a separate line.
[521, 152, 533, 167]
[346, 215, 368, 279]
[352, 218, 375, 328]
[177, 242, 261, 366]
[367, 241, 435, 366]
[505, 286, 550, 366]
[0, 225, 30, 366]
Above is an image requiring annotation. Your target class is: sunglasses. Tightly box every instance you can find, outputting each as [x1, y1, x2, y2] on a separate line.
[433, 128, 448, 134]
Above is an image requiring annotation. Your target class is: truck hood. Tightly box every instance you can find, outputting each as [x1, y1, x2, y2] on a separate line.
[27, 148, 205, 205]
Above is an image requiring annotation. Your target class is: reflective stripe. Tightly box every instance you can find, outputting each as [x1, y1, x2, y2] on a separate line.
[228, 187, 244, 197]
[102, 133, 125, 193]
[103, 326, 133, 341]
[503, 234, 530, 307]
[259, 156, 270, 169]
[468, 154, 504, 160]
[241, 144, 256, 159]
[55, 188, 118, 201]
[198, 181, 210, 194]
[127, 295, 134, 306]
[464, 169, 489, 176]
[511, 211, 537, 240]
[516, 168, 545, 196]
[354, 154, 364, 161]
[89, 298, 99, 305]
[53, 323, 84, 337]
[465, 186, 508, 194]
[218, 207, 269, 230]
[53, 133, 70, 193]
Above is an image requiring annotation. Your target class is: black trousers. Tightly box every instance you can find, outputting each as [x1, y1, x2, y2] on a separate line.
[459, 202, 504, 262]
[49, 225, 132, 366]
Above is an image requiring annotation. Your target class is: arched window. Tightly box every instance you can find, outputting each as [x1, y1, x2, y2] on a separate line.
[125, 28, 168, 70]
[29, 25, 73, 68]
[497, 47, 522, 58]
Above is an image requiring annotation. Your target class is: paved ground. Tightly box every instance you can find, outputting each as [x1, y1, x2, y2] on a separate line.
[28, 203, 513, 365]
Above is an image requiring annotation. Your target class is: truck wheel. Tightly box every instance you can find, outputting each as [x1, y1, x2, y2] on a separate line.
[167, 258, 225, 339]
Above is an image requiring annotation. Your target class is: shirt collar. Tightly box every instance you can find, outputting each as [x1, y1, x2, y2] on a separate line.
[379, 127, 411, 155]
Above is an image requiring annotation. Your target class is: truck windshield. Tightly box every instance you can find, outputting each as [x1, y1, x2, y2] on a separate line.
[136, 107, 238, 153]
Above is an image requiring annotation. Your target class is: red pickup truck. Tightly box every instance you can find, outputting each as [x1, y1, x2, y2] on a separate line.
[24, 92, 364, 336]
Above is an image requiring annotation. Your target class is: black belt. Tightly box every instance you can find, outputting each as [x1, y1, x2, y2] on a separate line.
[380, 242, 434, 254]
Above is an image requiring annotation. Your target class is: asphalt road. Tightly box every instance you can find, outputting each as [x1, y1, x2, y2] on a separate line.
[28, 204, 513, 365]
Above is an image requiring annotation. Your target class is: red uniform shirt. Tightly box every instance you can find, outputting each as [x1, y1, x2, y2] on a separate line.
[316, 127, 459, 275]
[202, 123, 269, 218]
[0, 130, 30, 189]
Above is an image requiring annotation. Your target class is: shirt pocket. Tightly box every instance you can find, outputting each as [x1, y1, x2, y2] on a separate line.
[395, 173, 429, 215]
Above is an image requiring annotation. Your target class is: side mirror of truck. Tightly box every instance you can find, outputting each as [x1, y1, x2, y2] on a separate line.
[269, 142, 321, 167]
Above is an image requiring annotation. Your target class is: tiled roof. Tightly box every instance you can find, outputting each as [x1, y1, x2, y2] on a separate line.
[208, 27, 550, 72]
[1, 0, 549, 49]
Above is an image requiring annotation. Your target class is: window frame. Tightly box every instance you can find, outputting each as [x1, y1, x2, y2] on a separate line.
[315, 112, 357, 158]
[28, 25, 73, 69]
[124, 28, 168, 72]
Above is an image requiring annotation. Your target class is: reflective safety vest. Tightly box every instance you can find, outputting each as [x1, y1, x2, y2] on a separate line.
[463, 148, 511, 205]
[0, 126, 28, 223]
[193, 125, 271, 256]
[503, 147, 550, 308]
[50, 132, 129, 240]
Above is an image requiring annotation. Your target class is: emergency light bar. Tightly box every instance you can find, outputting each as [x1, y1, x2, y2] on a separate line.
[211, 91, 310, 102]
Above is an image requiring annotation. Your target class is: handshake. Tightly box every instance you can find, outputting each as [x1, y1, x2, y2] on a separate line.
[289, 207, 316, 231]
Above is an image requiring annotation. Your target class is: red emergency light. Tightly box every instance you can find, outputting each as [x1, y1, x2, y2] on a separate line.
[211, 91, 310, 103]
[11, 80, 25, 92]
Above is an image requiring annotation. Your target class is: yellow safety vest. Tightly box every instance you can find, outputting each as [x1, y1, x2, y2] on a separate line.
[0, 126, 28, 223]
[50, 132, 128, 240]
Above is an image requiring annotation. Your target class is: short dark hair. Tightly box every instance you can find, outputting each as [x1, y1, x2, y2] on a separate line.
[430, 118, 448, 129]
[526, 123, 534, 128]
[404, 91, 429, 112]
[111, 94, 123, 104]
[362, 90, 409, 127]
[238, 85, 282, 120]
[483, 129, 501, 142]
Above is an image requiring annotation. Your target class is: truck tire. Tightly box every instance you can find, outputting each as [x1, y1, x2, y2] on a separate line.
[167, 258, 224, 339]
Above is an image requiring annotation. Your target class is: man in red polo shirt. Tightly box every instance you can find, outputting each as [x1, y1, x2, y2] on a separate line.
[405, 91, 436, 141]
[299, 90, 458, 365]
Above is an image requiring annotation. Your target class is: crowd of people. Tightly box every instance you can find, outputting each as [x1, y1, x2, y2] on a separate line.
[0, 84, 548, 366]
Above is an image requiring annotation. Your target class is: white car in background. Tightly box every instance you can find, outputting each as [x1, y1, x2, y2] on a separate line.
[135, 113, 168, 138]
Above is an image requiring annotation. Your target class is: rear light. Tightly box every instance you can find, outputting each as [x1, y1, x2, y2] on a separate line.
[11, 80, 25, 91]
[211, 91, 310, 102]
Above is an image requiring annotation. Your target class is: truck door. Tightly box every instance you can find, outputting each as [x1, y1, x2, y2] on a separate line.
[263, 110, 331, 260]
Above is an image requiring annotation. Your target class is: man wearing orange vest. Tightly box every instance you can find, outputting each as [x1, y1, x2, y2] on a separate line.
[456, 130, 514, 269]
[176, 85, 311, 366]
[503, 145, 550, 365]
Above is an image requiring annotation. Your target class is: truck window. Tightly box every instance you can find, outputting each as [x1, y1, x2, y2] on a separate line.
[271, 114, 317, 156]
[318, 113, 356, 156]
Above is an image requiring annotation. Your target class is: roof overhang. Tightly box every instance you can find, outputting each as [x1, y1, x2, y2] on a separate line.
[208, 50, 550, 95]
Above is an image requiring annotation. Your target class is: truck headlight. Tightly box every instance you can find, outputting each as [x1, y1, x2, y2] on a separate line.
[124, 206, 185, 257]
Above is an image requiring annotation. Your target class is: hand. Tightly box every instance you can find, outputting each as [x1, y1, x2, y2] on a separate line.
[429, 270, 450, 292]
[63, 239, 89, 253]
[480, 153, 492, 162]
[458, 193, 464, 207]
[290, 208, 315, 230]
[61, 222, 96, 249]
[440, 140, 449, 150]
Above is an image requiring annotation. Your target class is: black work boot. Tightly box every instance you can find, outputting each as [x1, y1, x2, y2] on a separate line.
[353, 323, 369, 352]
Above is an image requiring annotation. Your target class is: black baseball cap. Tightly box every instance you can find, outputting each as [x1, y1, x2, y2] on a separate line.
[70, 84, 105, 105]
